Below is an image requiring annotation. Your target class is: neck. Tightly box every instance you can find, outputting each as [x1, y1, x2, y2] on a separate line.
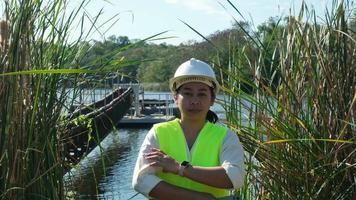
[179, 117, 206, 136]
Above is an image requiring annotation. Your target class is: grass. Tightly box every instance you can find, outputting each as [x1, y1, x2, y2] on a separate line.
[0, 1, 164, 198]
[0, 0, 85, 198]
[217, 0, 355, 199]
[0, 0, 127, 199]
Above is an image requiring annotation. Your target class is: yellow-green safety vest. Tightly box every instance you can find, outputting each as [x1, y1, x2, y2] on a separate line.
[154, 118, 229, 198]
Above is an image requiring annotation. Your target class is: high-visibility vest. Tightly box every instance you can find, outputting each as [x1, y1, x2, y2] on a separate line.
[154, 118, 229, 198]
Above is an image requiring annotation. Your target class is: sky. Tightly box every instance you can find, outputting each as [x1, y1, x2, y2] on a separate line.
[70, 0, 334, 45]
[1, 0, 338, 45]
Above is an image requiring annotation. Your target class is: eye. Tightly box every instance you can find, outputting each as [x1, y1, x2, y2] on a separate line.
[182, 92, 193, 97]
[198, 93, 208, 97]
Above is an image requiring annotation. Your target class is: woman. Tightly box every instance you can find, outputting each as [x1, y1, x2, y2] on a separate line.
[132, 58, 245, 200]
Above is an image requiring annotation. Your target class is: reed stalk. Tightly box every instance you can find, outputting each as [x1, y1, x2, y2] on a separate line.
[0, 0, 162, 198]
[219, 0, 355, 199]
[0, 0, 108, 199]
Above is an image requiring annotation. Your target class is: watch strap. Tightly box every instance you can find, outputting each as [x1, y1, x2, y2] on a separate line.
[178, 161, 190, 176]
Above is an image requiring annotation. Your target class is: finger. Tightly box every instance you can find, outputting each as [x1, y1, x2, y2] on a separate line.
[148, 161, 159, 167]
[145, 150, 167, 158]
[146, 157, 163, 167]
[144, 154, 158, 159]
[144, 151, 162, 157]
[150, 148, 166, 154]
[144, 154, 163, 162]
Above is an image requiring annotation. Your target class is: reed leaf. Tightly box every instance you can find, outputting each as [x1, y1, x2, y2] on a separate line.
[0, 0, 146, 198]
[214, 0, 355, 199]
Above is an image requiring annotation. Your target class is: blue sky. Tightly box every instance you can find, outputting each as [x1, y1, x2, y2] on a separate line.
[72, 0, 333, 45]
[0, 0, 335, 45]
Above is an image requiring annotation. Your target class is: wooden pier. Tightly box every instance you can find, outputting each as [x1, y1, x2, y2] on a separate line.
[118, 114, 176, 128]
[117, 84, 177, 127]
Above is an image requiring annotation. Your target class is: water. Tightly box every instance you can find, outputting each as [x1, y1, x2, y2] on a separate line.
[64, 128, 148, 200]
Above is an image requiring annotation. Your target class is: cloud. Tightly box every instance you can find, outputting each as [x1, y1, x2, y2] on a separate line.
[164, 0, 178, 4]
[183, 0, 218, 14]
[164, 0, 225, 16]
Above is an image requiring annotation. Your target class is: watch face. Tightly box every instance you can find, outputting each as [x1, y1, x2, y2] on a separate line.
[181, 161, 189, 166]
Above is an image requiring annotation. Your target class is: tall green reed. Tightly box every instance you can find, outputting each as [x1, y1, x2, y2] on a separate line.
[0, 0, 166, 198]
[0, 0, 112, 199]
[219, 1, 355, 199]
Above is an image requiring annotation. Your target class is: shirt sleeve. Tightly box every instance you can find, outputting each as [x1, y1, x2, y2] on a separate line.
[132, 127, 162, 197]
[220, 129, 245, 189]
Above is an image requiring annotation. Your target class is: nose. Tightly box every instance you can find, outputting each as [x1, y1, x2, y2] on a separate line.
[190, 96, 201, 105]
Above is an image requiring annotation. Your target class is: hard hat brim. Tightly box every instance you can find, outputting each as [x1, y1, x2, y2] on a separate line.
[169, 75, 220, 94]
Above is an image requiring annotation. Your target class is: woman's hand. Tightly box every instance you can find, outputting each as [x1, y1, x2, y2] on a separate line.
[144, 148, 180, 174]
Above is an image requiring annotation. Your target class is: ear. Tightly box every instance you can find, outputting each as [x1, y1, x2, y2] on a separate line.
[210, 96, 215, 106]
[173, 92, 178, 103]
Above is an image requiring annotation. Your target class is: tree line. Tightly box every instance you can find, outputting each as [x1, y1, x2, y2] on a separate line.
[75, 15, 356, 92]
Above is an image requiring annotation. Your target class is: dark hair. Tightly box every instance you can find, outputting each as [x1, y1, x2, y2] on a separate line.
[174, 86, 219, 123]
[206, 87, 218, 123]
[206, 109, 218, 123]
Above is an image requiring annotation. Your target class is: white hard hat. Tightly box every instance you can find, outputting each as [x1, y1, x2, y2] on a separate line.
[169, 58, 220, 94]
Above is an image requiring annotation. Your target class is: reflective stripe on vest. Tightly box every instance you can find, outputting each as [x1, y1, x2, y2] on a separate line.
[154, 118, 229, 198]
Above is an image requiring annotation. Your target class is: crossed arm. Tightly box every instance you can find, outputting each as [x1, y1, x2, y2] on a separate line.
[150, 181, 215, 200]
[145, 148, 233, 200]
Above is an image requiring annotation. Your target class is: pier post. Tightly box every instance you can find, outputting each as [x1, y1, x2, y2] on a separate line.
[132, 84, 140, 116]
[165, 94, 169, 118]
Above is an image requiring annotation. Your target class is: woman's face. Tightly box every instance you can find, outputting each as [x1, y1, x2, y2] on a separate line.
[174, 82, 215, 121]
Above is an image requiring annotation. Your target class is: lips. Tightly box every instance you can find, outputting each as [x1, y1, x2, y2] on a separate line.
[187, 109, 202, 113]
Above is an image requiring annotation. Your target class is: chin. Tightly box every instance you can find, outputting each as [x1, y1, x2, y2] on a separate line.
[185, 113, 205, 121]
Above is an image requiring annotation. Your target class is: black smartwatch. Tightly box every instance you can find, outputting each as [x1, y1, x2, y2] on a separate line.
[178, 161, 191, 176]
